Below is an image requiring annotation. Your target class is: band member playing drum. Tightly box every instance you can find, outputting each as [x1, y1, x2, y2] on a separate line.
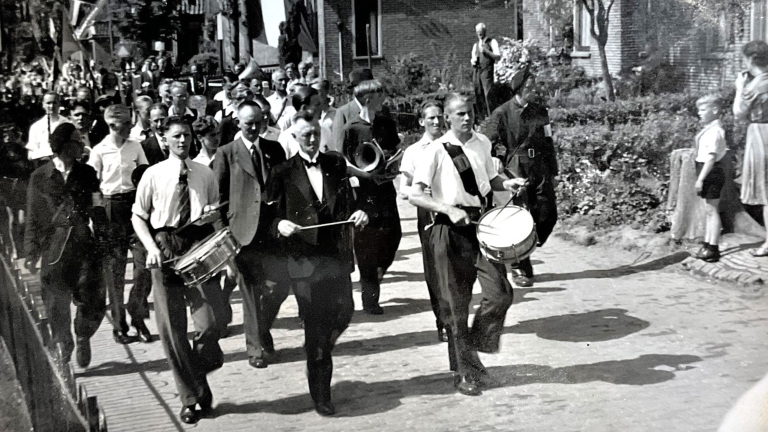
[342, 79, 401, 314]
[131, 116, 223, 424]
[409, 94, 526, 396]
[399, 100, 448, 342]
[485, 69, 558, 287]
[269, 112, 369, 416]
[212, 100, 287, 369]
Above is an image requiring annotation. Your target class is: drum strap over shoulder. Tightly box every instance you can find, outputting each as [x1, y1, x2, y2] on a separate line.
[442, 142, 486, 209]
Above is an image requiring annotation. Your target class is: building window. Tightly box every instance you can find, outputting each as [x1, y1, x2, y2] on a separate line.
[573, 0, 593, 51]
[352, 0, 381, 58]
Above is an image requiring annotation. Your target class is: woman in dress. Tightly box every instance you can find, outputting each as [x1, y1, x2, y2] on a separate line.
[734, 40, 768, 256]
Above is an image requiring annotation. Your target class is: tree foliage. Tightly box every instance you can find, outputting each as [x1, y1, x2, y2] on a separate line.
[110, 0, 180, 57]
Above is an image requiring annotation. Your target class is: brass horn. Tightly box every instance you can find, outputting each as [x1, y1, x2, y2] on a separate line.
[353, 140, 385, 172]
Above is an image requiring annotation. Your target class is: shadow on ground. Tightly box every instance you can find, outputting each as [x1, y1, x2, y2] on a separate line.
[212, 353, 702, 417]
[535, 252, 690, 283]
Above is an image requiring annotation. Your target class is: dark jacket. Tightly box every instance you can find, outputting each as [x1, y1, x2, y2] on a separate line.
[141, 134, 168, 166]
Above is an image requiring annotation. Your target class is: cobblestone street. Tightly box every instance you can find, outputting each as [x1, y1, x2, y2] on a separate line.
[74, 200, 768, 431]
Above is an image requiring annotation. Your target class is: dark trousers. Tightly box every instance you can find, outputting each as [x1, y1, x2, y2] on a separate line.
[417, 207, 445, 328]
[290, 255, 354, 404]
[151, 265, 223, 407]
[431, 222, 513, 378]
[40, 228, 106, 361]
[234, 243, 292, 359]
[103, 194, 135, 329]
[128, 237, 152, 322]
[354, 219, 401, 309]
[474, 67, 494, 120]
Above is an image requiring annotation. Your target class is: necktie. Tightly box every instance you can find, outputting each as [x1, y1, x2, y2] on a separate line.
[303, 159, 319, 168]
[177, 160, 191, 226]
[250, 145, 263, 185]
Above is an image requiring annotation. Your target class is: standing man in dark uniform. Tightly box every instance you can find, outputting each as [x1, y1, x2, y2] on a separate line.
[269, 112, 369, 416]
[342, 79, 401, 315]
[485, 70, 558, 287]
[471, 23, 501, 122]
[410, 94, 526, 396]
[212, 100, 287, 369]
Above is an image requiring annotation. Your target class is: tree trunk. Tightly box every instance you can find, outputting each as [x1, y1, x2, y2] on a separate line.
[597, 43, 615, 102]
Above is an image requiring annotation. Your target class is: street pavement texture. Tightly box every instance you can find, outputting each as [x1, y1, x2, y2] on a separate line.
[74, 199, 768, 432]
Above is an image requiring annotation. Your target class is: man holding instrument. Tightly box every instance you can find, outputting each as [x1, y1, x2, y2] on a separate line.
[409, 93, 526, 396]
[132, 116, 223, 424]
[269, 111, 369, 416]
[212, 100, 287, 369]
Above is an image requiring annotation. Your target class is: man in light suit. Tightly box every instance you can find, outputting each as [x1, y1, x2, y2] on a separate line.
[268, 111, 368, 416]
[212, 100, 286, 368]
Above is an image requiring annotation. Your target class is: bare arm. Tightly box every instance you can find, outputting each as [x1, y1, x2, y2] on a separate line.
[132, 214, 163, 268]
[409, 181, 471, 225]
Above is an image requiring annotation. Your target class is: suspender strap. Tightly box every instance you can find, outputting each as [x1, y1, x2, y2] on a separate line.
[442, 142, 485, 208]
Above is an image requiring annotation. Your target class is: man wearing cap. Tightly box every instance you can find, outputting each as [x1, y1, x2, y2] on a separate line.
[331, 68, 373, 151]
[88, 104, 150, 343]
[471, 23, 501, 121]
[485, 71, 558, 288]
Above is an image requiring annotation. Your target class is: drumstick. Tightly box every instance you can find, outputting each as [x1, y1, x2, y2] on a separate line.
[298, 220, 356, 231]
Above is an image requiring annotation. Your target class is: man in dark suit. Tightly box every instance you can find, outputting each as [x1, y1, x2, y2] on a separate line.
[142, 103, 170, 165]
[330, 68, 372, 150]
[269, 112, 368, 416]
[212, 100, 287, 369]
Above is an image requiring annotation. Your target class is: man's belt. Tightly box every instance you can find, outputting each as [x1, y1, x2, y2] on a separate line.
[104, 191, 136, 201]
[433, 206, 483, 226]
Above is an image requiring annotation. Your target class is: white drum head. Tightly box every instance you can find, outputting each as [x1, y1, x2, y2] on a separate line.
[175, 229, 229, 269]
[476, 206, 535, 248]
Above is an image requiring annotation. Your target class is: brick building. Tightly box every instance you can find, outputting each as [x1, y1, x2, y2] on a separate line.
[519, 0, 768, 93]
[316, 0, 522, 81]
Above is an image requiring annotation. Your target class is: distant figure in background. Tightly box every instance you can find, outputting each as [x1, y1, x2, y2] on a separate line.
[130, 95, 154, 142]
[471, 23, 500, 121]
[266, 69, 291, 127]
[192, 116, 221, 167]
[278, 21, 302, 68]
[692, 95, 727, 262]
[331, 69, 373, 152]
[26, 92, 69, 164]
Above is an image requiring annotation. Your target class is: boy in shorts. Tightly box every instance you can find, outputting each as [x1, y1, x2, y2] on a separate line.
[693, 94, 728, 262]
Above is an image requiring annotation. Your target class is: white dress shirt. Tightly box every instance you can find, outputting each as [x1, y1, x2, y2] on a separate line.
[132, 154, 219, 229]
[129, 121, 151, 142]
[298, 150, 323, 200]
[471, 38, 501, 66]
[192, 150, 216, 167]
[88, 136, 149, 195]
[266, 92, 288, 124]
[412, 131, 498, 208]
[26, 116, 70, 160]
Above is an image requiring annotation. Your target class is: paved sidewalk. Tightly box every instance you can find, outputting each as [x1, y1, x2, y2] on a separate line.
[74, 200, 768, 432]
[681, 233, 768, 286]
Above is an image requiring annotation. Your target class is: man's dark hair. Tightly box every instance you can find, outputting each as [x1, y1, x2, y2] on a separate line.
[70, 100, 91, 113]
[743, 40, 768, 68]
[290, 86, 318, 111]
[50, 123, 78, 154]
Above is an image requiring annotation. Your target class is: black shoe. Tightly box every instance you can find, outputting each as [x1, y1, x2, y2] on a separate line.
[198, 390, 214, 417]
[363, 305, 384, 315]
[694, 246, 720, 262]
[133, 322, 152, 343]
[314, 401, 335, 416]
[453, 374, 481, 396]
[179, 406, 198, 424]
[249, 357, 268, 369]
[112, 329, 132, 344]
[76, 336, 91, 368]
[511, 274, 534, 287]
[437, 326, 449, 343]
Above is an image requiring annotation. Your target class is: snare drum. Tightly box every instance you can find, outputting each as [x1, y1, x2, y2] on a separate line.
[173, 228, 241, 287]
[476, 205, 537, 264]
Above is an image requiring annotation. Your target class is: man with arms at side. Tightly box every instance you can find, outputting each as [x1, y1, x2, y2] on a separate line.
[471, 23, 500, 121]
[212, 100, 287, 368]
[410, 94, 525, 396]
[269, 112, 368, 416]
[142, 103, 170, 165]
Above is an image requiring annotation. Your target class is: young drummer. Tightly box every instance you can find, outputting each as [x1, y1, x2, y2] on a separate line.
[693, 94, 728, 262]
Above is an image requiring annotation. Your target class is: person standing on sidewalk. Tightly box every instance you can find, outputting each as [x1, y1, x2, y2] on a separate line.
[409, 93, 526, 396]
[24, 123, 107, 368]
[269, 112, 369, 416]
[399, 100, 448, 342]
[88, 104, 149, 344]
[471, 23, 500, 122]
[131, 116, 224, 424]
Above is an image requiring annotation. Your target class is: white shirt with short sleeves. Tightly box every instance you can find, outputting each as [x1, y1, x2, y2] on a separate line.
[695, 119, 728, 163]
[400, 134, 434, 195]
[412, 131, 497, 208]
[88, 136, 148, 195]
[132, 154, 219, 229]
[26, 116, 70, 160]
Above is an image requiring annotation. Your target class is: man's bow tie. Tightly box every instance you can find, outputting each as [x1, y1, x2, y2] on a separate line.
[303, 159, 319, 168]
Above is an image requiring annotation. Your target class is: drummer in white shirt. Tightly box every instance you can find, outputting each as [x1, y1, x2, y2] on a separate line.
[409, 93, 525, 397]
[276, 86, 332, 158]
[399, 100, 447, 343]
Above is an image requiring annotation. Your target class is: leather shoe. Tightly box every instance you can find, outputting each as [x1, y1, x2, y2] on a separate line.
[694, 246, 720, 262]
[76, 337, 91, 368]
[249, 357, 268, 369]
[133, 322, 152, 343]
[112, 329, 132, 344]
[179, 406, 198, 424]
[314, 401, 335, 416]
[363, 305, 384, 315]
[437, 326, 449, 343]
[454, 374, 481, 396]
[511, 274, 534, 287]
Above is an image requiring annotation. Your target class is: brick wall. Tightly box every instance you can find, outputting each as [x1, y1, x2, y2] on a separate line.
[322, 0, 518, 83]
[520, 0, 550, 46]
